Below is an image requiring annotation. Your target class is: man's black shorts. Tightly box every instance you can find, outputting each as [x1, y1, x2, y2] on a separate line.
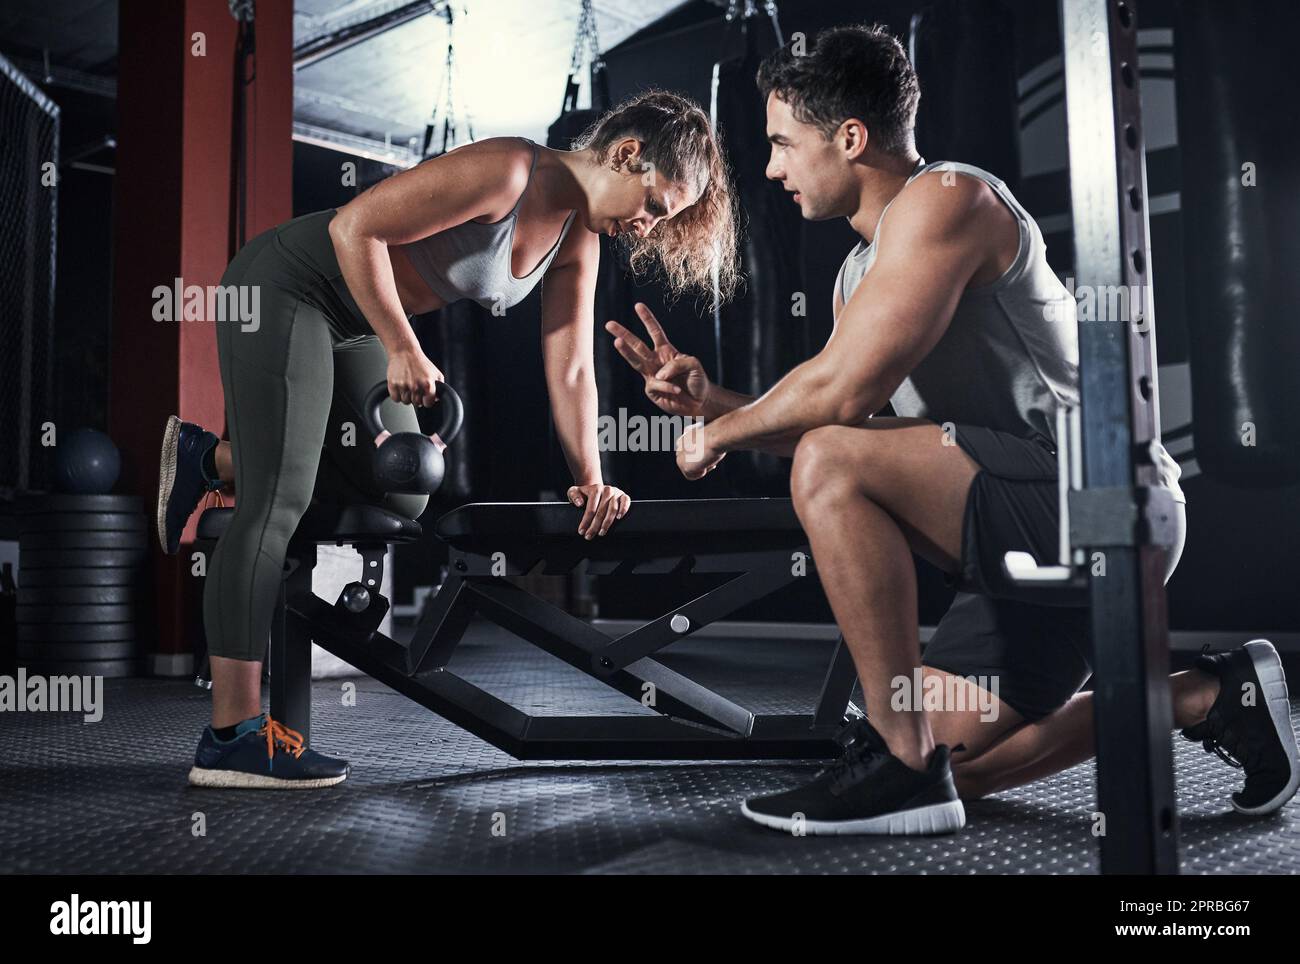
[921, 423, 1187, 721]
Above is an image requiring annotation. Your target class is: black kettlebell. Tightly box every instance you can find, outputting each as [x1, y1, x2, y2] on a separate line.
[363, 381, 464, 494]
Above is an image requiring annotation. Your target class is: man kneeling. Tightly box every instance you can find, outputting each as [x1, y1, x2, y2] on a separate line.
[606, 24, 1299, 834]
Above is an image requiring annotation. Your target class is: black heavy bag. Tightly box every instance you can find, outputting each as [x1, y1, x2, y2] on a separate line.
[547, 106, 598, 151]
[546, 53, 610, 150]
[909, 0, 1020, 186]
[1175, 1, 1300, 486]
[712, 14, 805, 496]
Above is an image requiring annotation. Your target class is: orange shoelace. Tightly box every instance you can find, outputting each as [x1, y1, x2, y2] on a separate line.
[257, 717, 307, 760]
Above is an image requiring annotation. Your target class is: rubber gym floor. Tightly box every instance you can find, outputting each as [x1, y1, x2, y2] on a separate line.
[3, 624, 1299, 875]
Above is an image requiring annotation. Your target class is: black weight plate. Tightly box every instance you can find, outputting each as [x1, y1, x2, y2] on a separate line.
[18, 622, 136, 642]
[19, 529, 149, 550]
[18, 567, 140, 588]
[19, 549, 148, 569]
[16, 494, 144, 513]
[17, 585, 139, 606]
[16, 657, 143, 678]
[17, 603, 136, 624]
[18, 512, 147, 534]
[17, 640, 140, 660]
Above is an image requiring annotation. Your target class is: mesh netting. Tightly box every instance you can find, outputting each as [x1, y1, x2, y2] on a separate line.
[0, 54, 58, 495]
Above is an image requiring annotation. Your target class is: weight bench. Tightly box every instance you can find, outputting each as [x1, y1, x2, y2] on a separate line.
[196, 498, 857, 760]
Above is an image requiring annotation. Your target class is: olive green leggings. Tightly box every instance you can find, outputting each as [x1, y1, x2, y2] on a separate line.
[205, 211, 427, 661]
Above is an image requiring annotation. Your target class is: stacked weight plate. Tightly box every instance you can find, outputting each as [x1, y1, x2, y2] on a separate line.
[16, 494, 148, 677]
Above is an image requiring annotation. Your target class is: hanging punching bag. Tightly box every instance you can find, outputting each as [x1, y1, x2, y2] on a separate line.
[547, 0, 606, 151]
[1176, 1, 1300, 486]
[546, 75, 600, 151]
[909, 0, 1019, 187]
[711, 10, 805, 496]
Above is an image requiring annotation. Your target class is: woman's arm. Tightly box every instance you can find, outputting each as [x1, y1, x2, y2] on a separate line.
[540, 225, 629, 538]
[329, 138, 532, 402]
[541, 226, 601, 486]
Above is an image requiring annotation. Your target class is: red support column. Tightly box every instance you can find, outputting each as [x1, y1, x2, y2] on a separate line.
[109, 0, 293, 672]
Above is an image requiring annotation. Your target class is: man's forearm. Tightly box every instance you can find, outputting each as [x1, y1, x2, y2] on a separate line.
[701, 384, 755, 421]
[702, 385, 806, 456]
[708, 357, 875, 456]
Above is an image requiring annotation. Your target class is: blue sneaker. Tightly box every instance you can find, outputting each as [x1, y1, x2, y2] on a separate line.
[188, 714, 350, 789]
[157, 415, 223, 554]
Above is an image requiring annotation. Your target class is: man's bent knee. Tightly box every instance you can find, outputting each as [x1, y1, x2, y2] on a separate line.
[791, 426, 863, 510]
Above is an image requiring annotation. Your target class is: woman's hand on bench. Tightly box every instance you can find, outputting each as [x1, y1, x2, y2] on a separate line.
[567, 483, 631, 540]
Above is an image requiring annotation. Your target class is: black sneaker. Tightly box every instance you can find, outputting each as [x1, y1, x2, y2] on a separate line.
[189, 714, 350, 789]
[740, 719, 965, 835]
[1182, 639, 1300, 815]
[157, 415, 224, 554]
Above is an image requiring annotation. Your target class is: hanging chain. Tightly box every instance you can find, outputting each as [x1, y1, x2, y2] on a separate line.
[722, 0, 783, 46]
[227, 0, 254, 23]
[426, 3, 475, 156]
[569, 0, 604, 77]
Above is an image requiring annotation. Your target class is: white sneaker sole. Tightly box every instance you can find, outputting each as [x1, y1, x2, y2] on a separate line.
[187, 766, 347, 790]
[156, 415, 182, 554]
[740, 798, 966, 836]
[1232, 639, 1300, 815]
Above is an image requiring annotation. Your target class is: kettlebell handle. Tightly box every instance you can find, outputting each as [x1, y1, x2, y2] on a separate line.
[363, 381, 464, 447]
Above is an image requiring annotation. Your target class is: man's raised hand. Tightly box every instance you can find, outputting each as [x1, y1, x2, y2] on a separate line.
[605, 302, 712, 418]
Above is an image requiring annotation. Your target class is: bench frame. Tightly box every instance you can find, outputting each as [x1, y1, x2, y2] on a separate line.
[270, 514, 856, 760]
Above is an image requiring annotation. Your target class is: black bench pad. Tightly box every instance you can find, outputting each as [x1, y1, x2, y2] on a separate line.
[434, 498, 802, 552]
[197, 503, 422, 544]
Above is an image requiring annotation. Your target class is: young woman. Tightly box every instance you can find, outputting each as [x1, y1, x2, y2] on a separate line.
[157, 90, 739, 789]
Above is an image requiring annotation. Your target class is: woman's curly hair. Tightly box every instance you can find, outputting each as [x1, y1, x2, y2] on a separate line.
[571, 90, 740, 304]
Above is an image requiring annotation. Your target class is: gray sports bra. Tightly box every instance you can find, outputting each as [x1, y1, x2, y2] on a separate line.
[399, 138, 577, 311]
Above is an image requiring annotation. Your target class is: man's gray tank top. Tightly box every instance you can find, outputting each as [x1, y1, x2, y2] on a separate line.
[400, 138, 577, 311]
[835, 160, 1184, 503]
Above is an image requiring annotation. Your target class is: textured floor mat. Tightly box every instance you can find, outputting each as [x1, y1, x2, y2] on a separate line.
[2, 627, 1296, 874]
